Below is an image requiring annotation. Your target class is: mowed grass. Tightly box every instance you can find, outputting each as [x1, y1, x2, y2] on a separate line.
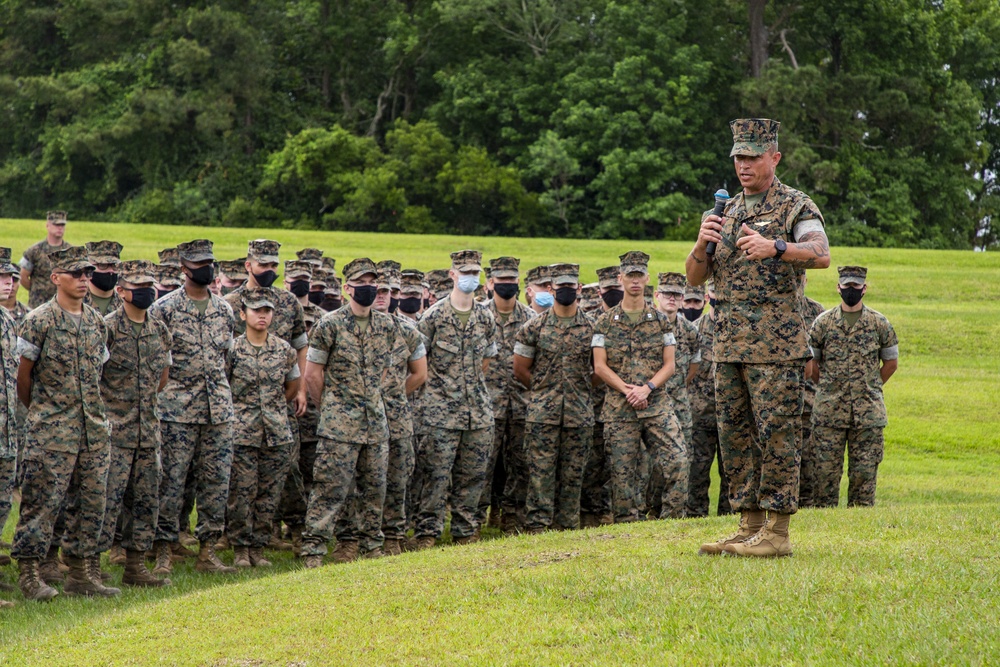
[1, 219, 999, 665]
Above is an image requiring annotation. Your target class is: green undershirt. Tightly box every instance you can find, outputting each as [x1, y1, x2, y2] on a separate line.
[192, 297, 209, 315]
[496, 310, 511, 323]
[557, 315, 576, 327]
[842, 308, 862, 329]
[131, 320, 144, 337]
[354, 315, 370, 333]
[744, 192, 765, 209]
[454, 306, 472, 329]
[623, 308, 643, 323]
[91, 294, 113, 314]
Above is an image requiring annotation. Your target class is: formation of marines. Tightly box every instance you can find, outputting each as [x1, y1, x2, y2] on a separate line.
[0, 119, 899, 608]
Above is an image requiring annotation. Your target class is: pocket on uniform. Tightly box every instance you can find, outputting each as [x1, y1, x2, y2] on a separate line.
[762, 364, 805, 417]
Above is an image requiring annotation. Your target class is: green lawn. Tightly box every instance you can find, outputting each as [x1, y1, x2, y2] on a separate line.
[1, 220, 998, 665]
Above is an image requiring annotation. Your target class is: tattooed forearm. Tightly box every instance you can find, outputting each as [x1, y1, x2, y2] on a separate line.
[784, 230, 830, 269]
[688, 251, 706, 265]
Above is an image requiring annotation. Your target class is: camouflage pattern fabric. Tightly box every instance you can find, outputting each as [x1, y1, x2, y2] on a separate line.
[417, 297, 499, 431]
[524, 423, 592, 531]
[225, 285, 307, 351]
[710, 178, 824, 363]
[715, 361, 804, 514]
[101, 308, 173, 450]
[809, 426, 884, 507]
[0, 309, 17, 460]
[302, 436, 388, 555]
[485, 299, 534, 422]
[592, 303, 676, 422]
[686, 426, 732, 517]
[99, 446, 160, 552]
[809, 306, 898, 429]
[21, 240, 69, 309]
[227, 444, 292, 547]
[4, 300, 30, 325]
[17, 299, 110, 453]
[382, 315, 425, 441]
[149, 289, 235, 425]
[514, 309, 595, 428]
[228, 333, 299, 449]
[605, 416, 687, 522]
[381, 436, 415, 540]
[0, 456, 14, 536]
[84, 289, 124, 316]
[155, 421, 234, 543]
[580, 419, 610, 518]
[413, 426, 494, 540]
[12, 446, 110, 559]
[797, 296, 825, 507]
[495, 419, 528, 523]
[689, 314, 717, 429]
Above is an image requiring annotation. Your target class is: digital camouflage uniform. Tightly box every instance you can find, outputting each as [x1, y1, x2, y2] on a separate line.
[593, 297, 686, 522]
[225, 241, 308, 538]
[0, 250, 19, 543]
[4, 296, 29, 496]
[479, 257, 535, 529]
[13, 245, 112, 561]
[98, 261, 173, 554]
[149, 240, 236, 545]
[414, 254, 498, 541]
[809, 296, 898, 507]
[711, 168, 824, 515]
[83, 240, 125, 316]
[302, 282, 398, 556]
[796, 295, 826, 507]
[21, 243, 69, 310]
[515, 299, 594, 531]
[645, 274, 701, 518]
[227, 301, 300, 549]
[686, 311, 732, 517]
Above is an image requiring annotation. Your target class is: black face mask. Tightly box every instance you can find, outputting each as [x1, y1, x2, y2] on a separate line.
[90, 272, 119, 292]
[493, 283, 519, 301]
[308, 290, 325, 305]
[602, 289, 624, 308]
[388, 297, 399, 314]
[351, 285, 377, 307]
[840, 286, 864, 308]
[289, 280, 310, 298]
[681, 307, 704, 322]
[486, 289, 493, 300]
[188, 265, 215, 286]
[157, 288, 173, 300]
[423, 298, 431, 309]
[709, 297, 718, 309]
[254, 269, 278, 288]
[127, 287, 157, 310]
[320, 297, 342, 312]
[399, 297, 422, 314]
[555, 286, 578, 307]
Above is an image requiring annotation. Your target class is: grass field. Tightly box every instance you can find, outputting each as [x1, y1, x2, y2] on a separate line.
[1, 220, 999, 665]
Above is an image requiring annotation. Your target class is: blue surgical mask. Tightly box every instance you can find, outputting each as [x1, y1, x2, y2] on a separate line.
[457, 275, 480, 294]
[534, 291, 554, 308]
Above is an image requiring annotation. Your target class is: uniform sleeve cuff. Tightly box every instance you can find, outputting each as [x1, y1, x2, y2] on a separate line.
[306, 347, 329, 365]
[663, 333, 676, 346]
[880, 345, 899, 361]
[591, 334, 605, 348]
[513, 342, 535, 359]
[291, 333, 309, 351]
[18, 257, 32, 271]
[17, 337, 40, 361]
[409, 343, 427, 362]
[286, 365, 302, 382]
[484, 342, 498, 358]
[792, 218, 825, 242]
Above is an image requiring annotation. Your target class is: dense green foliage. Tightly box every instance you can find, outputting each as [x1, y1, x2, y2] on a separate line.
[0, 0, 997, 247]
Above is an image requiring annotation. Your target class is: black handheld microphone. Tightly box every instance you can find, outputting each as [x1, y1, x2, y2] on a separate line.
[704, 188, 730, 257]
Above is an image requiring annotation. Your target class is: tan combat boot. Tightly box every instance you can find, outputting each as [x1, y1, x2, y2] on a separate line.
[108, 542, 127, 565]
[408, 536, 436, 552]
[249, 548, 272, 567]
[178, 530, 199, 548]
[579, 513, 600, 529]
[214, 535, 230, 551]
[152, 541, 173, 575]
[303, 554, 323, 569]
[286, 524, 305, 555]
[487, 509, 502, 530]
[363, 547, 385, 559]
[268, 525, 293, 551]
[0, 553, 10, 567]
[453, 534, 481, 545]
[39, 547, 64, 584]
[332, 540, 359, 564]
[232, 546, 252, 569]
[170, 541, 198, 562]
[17, 558, 58, 602]
[723, 512, 793, 558]
[383, 539, 403, 556]
[63, 555, 120, 597]
[122, 549, 171, 588]
[91, 554, 114, 582]
[698, 510, 766, 556]
[195, 542, 237, 574]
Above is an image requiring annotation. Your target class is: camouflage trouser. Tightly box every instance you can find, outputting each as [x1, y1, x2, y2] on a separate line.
[406, 435, 426, 533]
[302, 437, 388, 555]
[415, 426, 494, 540]
[99, 446, 161, 553]
[179, 464, 196, 535]
[476, 419, 525, 525]
[580, 422, 610, 517]
[605, 414, 687, 523]
[686, 425, 733, 517]
[156, 421, 234, 544]
[810, 425, 884, 508]
[647, 401, 693, 518]
[228, 444, 292, 548]
[12, 445, 110, 560]
[0, 455, 15, 534]
[797, 411, 818, 508]
[715, 362, 803, 515]
[499, 420, 528, 522]
[524, 423, 592, 531]
[336, 435, 415, 543]
[276, 408, 305, 528]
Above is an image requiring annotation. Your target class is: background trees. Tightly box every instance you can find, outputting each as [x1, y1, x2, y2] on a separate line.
[0, 0, 995, 248]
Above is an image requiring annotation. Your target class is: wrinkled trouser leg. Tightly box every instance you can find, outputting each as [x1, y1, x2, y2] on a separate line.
[416, 427, 493, 540]
[580, 422, 609, 518]
[101, 446, 161, 553]
[847, 427, 884, 508]
[524, 424, 591, 531]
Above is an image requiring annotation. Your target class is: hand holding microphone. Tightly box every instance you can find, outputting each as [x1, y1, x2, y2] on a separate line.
[704, 189, 729, 256]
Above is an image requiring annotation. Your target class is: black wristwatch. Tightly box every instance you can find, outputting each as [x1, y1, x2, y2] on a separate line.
[646, 381, 656, 391]
[773, 238, 787, 260]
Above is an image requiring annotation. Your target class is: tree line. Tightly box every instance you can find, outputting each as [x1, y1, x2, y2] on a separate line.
[0, 0, 997, 249]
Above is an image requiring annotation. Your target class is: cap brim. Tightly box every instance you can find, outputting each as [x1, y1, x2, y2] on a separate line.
[346, 270, 377, 282]
[62, 260, 96, 272]
[285, 271, 311, 280]
[0, 263, 18, 275]
[839, 278, 865, 286]
[658, 287, 684, 295]
[730, 142, 768, 157]
[455, 263, 482, 272]
[400, 286, 423, 295]
[244, 300, 276, 310]
[181, 253, 215, 263]
[491, 269, 519, 279]
[90, 256, 121, 266]
[552, 275, 579, 285]
[620, 265, 648, 275]
[251, 254, 280, 264]
[49, 220, 67, 226]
